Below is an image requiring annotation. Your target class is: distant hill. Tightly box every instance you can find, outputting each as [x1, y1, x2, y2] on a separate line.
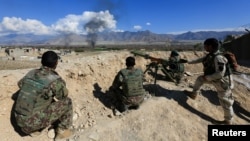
[0, 30, 246, 46]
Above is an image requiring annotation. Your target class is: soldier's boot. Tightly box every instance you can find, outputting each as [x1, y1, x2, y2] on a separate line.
[29, 131, 42, 137]
[213, 120, 233, 125]
[54, 128, 74, 140]
[184, 90, 197, 100]
[113, 108, 122, 116]
[29, 128, 46, 137]
[144, 93, 152, 100]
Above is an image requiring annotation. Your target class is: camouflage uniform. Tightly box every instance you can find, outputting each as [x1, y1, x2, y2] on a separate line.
[161, 55, 185, 84]
[14, 66, 73, 134]
[110, 68, 146, 112]
[189, 50, 234, 122]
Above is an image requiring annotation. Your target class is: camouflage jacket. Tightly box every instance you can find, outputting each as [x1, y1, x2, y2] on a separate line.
[15, 66, 68, 115]
[18, 66, 68, 100]
[111, 67, 145, 97]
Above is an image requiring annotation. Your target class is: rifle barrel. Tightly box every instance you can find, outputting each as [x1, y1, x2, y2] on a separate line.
[131, 51, 163, 63]
[130, 51, 147, 57]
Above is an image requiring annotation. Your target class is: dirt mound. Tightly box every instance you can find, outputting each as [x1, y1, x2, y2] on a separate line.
[0, 50, 249, 141]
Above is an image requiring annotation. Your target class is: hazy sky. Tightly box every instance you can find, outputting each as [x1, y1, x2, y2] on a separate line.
[0, 0, 249, 36]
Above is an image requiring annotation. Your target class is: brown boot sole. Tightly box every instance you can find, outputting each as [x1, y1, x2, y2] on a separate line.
[184, 90, 197, 100]
[212, 120, 233, 125]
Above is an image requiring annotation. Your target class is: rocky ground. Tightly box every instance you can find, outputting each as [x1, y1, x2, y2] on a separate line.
[0, 50, 249, 141]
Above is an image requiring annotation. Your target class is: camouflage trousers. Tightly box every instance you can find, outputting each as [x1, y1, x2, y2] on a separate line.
[14, 97, 73, 134]
[193, 75, 234, 121]
[111, 88, 145, 112]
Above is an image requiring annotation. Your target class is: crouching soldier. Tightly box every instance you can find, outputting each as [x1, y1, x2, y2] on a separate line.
[161, 50, 185, 85]
[13, 51, 74, 140]
[109, 56, 149, 115]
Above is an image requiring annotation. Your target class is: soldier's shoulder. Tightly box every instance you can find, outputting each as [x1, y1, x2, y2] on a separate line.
[50, 77, 66, 87]
[215, 54, 227, 63]
[135, 68, 143, 73]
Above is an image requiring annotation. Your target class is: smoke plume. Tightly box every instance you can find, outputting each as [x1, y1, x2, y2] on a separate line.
[84, 0, 124, 47]
[84, 18, 107, 48]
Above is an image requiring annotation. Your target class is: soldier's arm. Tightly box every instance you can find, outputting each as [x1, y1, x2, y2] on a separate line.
[17, 78, 24, 88]
[111, 71, 123, 90]
[188, 57, 204, 64]
[139, 69, 146, 82]
[51, 78, 69, 100]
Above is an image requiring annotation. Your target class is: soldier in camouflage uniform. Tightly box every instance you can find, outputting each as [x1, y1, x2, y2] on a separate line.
[161, 50, 185, 84]
[185, 38, 234, 125]
[14, 51, 73, 139]
[110, 56, 147, 114]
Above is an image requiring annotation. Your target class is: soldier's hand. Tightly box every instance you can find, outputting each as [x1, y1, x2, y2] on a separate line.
[179, 59, 188, 63]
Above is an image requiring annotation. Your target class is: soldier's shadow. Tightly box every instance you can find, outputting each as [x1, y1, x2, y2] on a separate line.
[200, 89, 250, 122]
[10, 90, 28, 136]
[144, 84, 218, 124]
[200, 89, 220, 106]
[233, 100, 250, 122]
[92, 83, 113, 109]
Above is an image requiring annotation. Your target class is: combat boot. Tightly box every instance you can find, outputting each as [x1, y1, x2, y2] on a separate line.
[184, 90, 197, 100]
[54, 128, 74, 140]
[213, 120, 233, 125]
[29, 131, 42, 137]
[29, 128, 46, 137]
[113, 108, 122, 116]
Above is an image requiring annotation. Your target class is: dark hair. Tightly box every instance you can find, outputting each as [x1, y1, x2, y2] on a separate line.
[41, 51, 59, 68]
[204, 38, 219, 51]
[126, 56, 135, 67]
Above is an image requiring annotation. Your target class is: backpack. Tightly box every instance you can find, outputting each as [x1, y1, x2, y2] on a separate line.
[120, 69, 145, 97]
[15, 69, 60, 116]
[223, 51, 238, 72]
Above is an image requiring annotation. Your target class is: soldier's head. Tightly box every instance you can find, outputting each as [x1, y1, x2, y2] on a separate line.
[41, 51, 59, 69]
[204, 38, 219, 53]
[170, 50, 179, 57]
[126, 56, 135, 68]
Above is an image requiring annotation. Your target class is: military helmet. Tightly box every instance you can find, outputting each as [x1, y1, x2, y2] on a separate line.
[170, 50, 179, 57]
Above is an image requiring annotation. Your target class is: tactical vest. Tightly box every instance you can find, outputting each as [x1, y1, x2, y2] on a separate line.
[203, 54, 215, 75]
[120, 69, 145, 97]
[202, 53, 231, 76]
[15, 69, 60, 116]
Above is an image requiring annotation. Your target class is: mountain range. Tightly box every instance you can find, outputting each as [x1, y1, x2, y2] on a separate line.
[0, 30, 247, 46]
